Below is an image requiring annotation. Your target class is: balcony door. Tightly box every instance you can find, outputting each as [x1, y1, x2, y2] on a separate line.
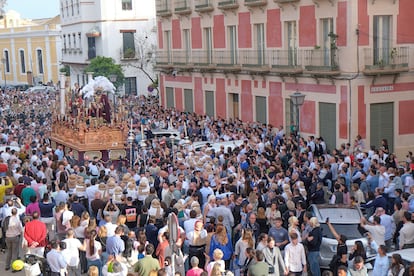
[228, 25, 237, 64]
[286, 21, 297, 66]
[204, 27, 212, 64]
[183, 29, 191, 63]
[321, 18, 333, 66]
[373, 15, 391, 65]
[254, 24, 265, 65]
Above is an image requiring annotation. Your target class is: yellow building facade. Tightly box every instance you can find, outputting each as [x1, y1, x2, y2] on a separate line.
[0, 11, 61, 86]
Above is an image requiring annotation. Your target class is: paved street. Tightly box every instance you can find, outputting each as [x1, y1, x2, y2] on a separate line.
[0, 253, 25, 275]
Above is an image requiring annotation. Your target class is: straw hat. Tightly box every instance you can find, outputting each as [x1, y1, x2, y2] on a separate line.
[173, 201, 184, 212]
[76, 183, 86, 192]
[68, 174, 78, 189]
[98, 183, 107, 192]
[107, 180, 116, 190]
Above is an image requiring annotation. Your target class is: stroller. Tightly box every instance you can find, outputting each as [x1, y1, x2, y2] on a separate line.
[24, 254, 51, 276]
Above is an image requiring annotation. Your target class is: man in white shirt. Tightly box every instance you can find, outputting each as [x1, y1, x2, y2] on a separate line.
[399, 211, 414, 249]
[62, 229, 85, 276]
[183, 210, 199, 233]
[284, 232, 306, 275]
[360, 216, 385, 246]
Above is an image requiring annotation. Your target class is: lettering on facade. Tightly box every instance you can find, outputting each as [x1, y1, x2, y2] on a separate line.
[370, 85, 394, 93]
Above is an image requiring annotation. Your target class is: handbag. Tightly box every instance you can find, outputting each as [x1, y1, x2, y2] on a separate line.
[268, 249, 276, 274]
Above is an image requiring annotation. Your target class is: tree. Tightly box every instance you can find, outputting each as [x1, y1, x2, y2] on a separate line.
[123, 19, 158, 95]
[84, 56, 125, 89]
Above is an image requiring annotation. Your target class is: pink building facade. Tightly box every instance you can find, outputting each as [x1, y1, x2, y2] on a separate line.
[155, 0, 414, 157]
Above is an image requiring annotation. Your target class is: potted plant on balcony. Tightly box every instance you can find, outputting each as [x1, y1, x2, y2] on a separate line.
[123, 48, 135, 59]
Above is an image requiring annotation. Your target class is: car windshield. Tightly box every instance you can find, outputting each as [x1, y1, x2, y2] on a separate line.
[320, 223, 366, 239]
[317, 208, 362, 223]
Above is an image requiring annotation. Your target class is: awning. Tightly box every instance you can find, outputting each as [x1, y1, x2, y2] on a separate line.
[86, 26, 101, 37]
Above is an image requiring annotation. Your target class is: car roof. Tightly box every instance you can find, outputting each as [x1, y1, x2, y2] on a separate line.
[309, 204, 363, 224]
[194, 140, 244, 152]
[387, 248, 414, 263]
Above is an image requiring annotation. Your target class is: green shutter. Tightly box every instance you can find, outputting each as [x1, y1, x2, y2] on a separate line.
[166, 87, 174, 108]
[319, 102, 336, 151]
[255, 96, 267, 124]
[184, 89, 193, 113]
[370, 102, 394, 153]
[205, 90, 215, 117]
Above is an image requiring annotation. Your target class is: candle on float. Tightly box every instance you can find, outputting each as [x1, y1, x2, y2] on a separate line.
[141, 123, 144, 138]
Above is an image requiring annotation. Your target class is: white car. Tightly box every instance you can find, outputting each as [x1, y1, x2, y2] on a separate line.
[24, 86, 56, 93]
[307, 204, 377, 268]
[193, 139, 245, 153]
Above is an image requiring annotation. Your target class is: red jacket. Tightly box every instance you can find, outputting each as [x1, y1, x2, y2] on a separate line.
[24, 219, 47, 247]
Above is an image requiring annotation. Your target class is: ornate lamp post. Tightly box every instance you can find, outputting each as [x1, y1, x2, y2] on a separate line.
[290, 90, 306, 142]
[127, 122, 135, 168]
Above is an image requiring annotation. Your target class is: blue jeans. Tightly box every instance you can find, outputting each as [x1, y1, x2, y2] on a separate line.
[87, 258, 102, 276]
[308, 251, 320, 276]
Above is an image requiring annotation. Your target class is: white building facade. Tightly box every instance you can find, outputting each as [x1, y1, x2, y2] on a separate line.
[60, 0, 156, 95]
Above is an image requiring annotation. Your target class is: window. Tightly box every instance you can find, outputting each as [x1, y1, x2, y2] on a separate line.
[78, 33, 82, 50]
[77, 0, 80, 14]
[66, 0, 69, 17]
[37, 49, 44, 74]
[320, 18, 334, 66]
[124, 77, 136, 95]
[204, 27, 212, 64]
[71, 0, 74, 15]
[61, 1, 64, 17]
[73, 33, 76, 49]
[254, 24, 265, 65]
[87, 37, 96, 59]
[19, 50, 26, 73]
[3, 50, 10, 73]
[285, 21, 297, 66]
[122, 32, 135, 59]
[122, 0, 132, 10]
[183, 29, 190, 63]
[165, 31, 171, 63]
[373, 15, 392, 65]
[228, 26, 237, 64]
[63, 35, 67, 50]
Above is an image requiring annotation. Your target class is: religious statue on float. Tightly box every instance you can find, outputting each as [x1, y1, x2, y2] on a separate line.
[81, 76, 116, 125]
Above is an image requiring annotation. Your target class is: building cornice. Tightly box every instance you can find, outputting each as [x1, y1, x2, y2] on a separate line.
[61, 18, 149, 27]
[0, 30, 61, 39]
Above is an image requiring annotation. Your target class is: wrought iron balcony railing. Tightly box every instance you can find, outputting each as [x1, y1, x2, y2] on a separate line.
[156, 0, 172, 17]
[194, 0, 214, 12]
[218, 0, 239, 10]
[303, 48, 340, 74]
[174, 0, 191, 14]
[363, 47, 409, 75]
[245, 0, 268, 7]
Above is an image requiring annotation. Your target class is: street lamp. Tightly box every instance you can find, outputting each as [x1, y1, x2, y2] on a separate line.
[290, 90, 306, 141]
[1, 57, 6, 89]
[127, 120, 135, 168]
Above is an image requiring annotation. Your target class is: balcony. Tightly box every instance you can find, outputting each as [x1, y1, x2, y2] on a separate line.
[269, 49, 303, 74]
[174, 0, 191, 15]
[239, 50, 270, 73]
[156, 0, 172, 17]
[362, 47, 409, 76]
[120, 48, 137, 60]
[303, 48, 340, 75]
[245, 0, 267, 7]
[194, 0, 214, 12]
[218, 0, 239, 10]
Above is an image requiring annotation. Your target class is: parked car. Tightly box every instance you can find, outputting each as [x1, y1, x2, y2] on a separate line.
[386, 248, 414, 269]
[193, 139, 245, 153]
[307, 204, 376, 268]
[24, 86, 56, 93]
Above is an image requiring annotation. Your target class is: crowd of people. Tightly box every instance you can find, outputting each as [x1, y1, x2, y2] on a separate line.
[0, 87, 414, 276]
